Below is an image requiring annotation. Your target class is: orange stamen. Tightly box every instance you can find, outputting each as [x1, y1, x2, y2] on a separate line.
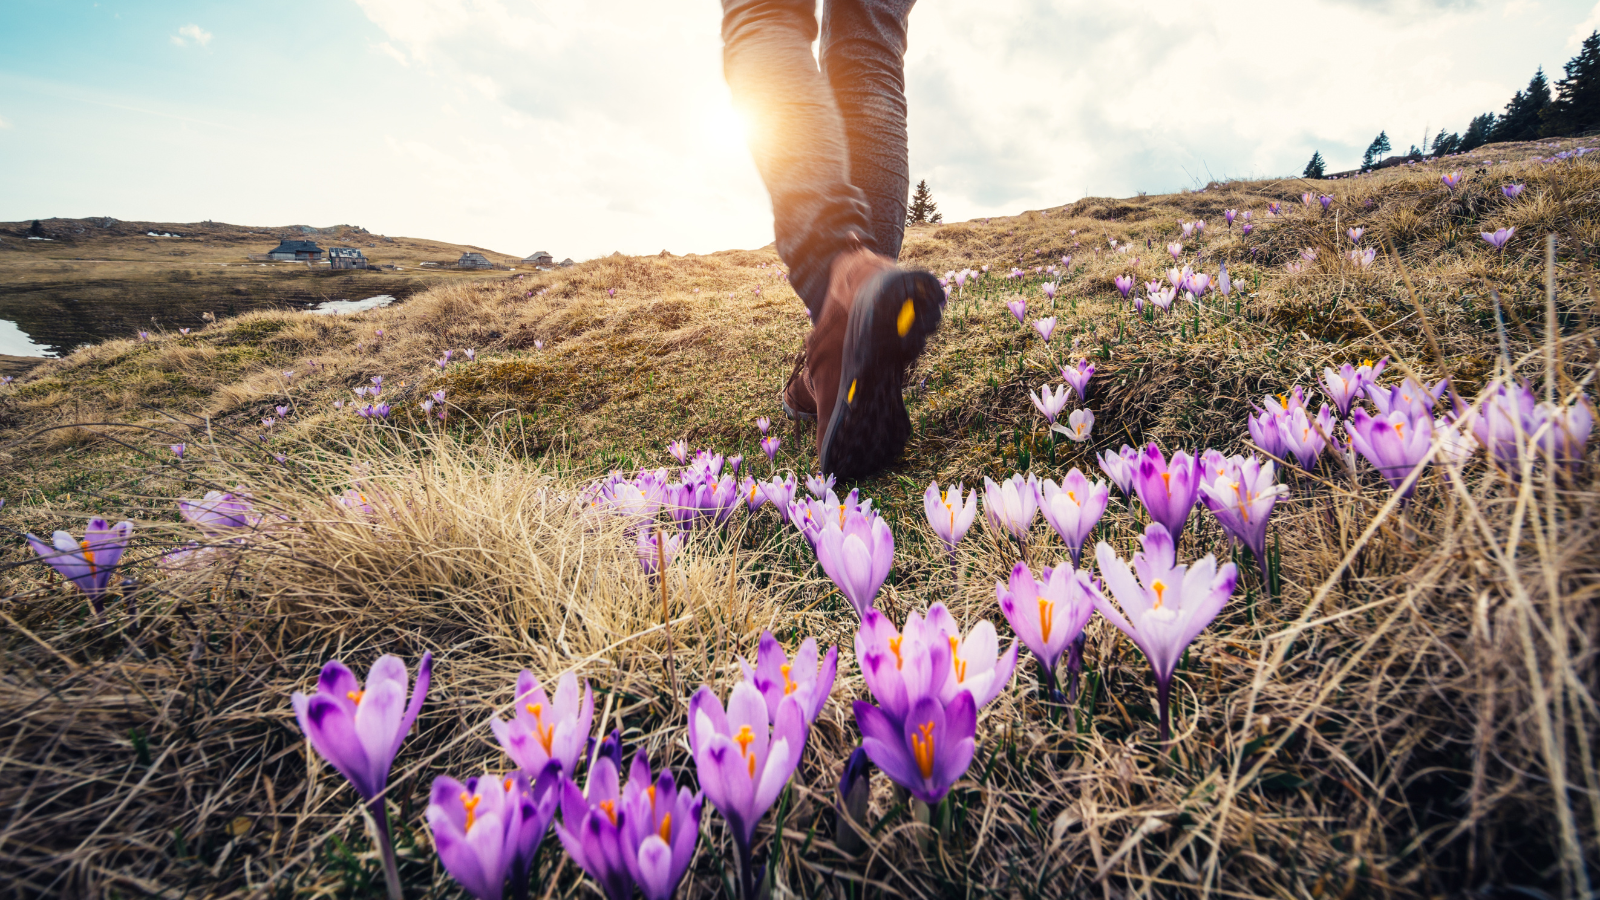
[889, 636, 904, 669]
[647, 785, 657, 810]
[1152, 580, 1167, 610]
[525, 703, 555, 755]
[780, 664, 797, 695]
[1161, 471, 1171, 495]
[948, 635, 967, 683]
[78, 540, 98, 573]
[1038, 596, 1054, 643]
[911, 722, 936, 779]
[658, 812, 673, 843]
[460, 792, 482, 832]
[346, 690, 364, 704]
[600, 800, 616, 825]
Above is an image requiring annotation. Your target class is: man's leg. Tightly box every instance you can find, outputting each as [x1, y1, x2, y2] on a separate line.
[820, 0, 914, 261]
[720, 0, 874, 318]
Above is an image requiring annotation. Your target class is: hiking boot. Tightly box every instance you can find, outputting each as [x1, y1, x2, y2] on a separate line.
[807, 247, 943, 479]
[781, 351, 818, 423]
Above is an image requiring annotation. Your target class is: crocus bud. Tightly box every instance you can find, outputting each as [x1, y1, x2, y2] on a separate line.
[835, 747, 873, 855]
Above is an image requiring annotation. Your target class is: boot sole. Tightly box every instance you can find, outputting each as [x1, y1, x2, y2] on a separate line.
[818, 269, 943, 479]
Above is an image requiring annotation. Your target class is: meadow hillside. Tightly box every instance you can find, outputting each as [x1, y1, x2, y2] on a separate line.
[0, 135, 1596, 900]
[0, 217, 527, 376]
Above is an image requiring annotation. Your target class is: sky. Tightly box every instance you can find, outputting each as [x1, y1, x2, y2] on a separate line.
[1, 0, 1596, 261]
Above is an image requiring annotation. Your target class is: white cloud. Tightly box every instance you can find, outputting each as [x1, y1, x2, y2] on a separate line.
[0, 115, 10, 129]
[172, 24, 213, 48]
[1570, 0, 1600, 44]
[377, 41, 409, 67]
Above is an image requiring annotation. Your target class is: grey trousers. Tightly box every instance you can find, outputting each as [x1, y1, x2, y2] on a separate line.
[720, 0, 915, 317]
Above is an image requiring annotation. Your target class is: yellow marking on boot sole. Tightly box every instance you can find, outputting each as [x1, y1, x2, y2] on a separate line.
[897, 299, 915, 337]
[847, 379, 857, 403]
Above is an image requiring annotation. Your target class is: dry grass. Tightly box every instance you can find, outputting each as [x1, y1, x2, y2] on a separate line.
[0, 135, 1598, 899]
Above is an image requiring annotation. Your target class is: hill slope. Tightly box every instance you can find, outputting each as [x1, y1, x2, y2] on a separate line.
[0, 135, 1596, 898]
[0, 216, 530, 373]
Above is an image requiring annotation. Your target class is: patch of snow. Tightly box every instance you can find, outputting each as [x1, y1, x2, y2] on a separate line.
[307, 295, 396, 315]
[147, 231, 180, 237]
[27, 236, 53, 241]
[0, 319, 53, 357]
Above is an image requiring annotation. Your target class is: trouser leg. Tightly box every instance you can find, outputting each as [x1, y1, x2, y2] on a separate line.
[721, 0, 874, 317]
[821, 0, 914, 261]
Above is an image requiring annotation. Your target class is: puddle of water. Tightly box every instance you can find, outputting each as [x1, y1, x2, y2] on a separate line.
[0, 319, 55, 357]
[307, 295, 397, 315]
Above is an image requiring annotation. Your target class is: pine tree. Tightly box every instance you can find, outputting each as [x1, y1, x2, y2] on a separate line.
[1460, 113, 1497, 152]
[1431, 131, 1462, 157]
[1302, 151, 1326, 179]
[906, 179, 942, 225]
[1361, 131, 1391, 169]
[1542, 31, 1600, 137]
[1491, 68, 1551, 142]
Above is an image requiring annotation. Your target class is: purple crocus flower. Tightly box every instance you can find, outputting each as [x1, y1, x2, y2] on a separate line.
[997, 560, 1098, 703]
[852, 615, 977, 804]
[814, 506, 894, 617]
[26, 517, 133, 612]
[1007, 298, 1027, 324]
[667, 440, 688, 464]
[759, 474, 797, 523]
[1131, 444, 1201, 541]
[1268, 202, 1281, 216]
[171, 443, 186, 458]
[291, 653, 433, 801]
[1092, 525, 1236, 742]
[1188, 272, 1212, 297]
[1114, 274, 1133, 297]
[1347, 227, 1364, 244]
[1224, 209, 1237, 226]
[687, 682, 808, 899]
[923, 480, 978, 555]
[806, 472, 835, 499]
[756, 416, 771, 435]
[1282, 404, 1332, 470]
[1167, 241, 1183, 261]
[1241, 223, 1254, 236]
[1320, 363, 1366, 417]
[1368, 378, 1435, 421]
[1538, 395, 1594, 474]
[1481, 227, 1515, 250]
[1218, 263, 1231, 297]
[428, 765, 561, 900]
[1442, 171, 1462, 189]
[1199, 455, 1288, 590]
[738, 631, 838, 725]
[1029, 383, 1071, 424]
[426, 771, 516, 900]
[920, 603, 1017, 710]
[1248, 407, 1290, 460]
[1033, 316, 1057, 342]
[1319, 194, 1332, 211]
[491, 671, 595, 779]
[1097, 444, 1138, 495]
[1061, 358, 1095, 401]
[637, 529, 684, 575]
[179, 490, 262, 533]
[740, 476, 767, 513]
[1503, 183, 1525, 199]
[616, 752, 703, 900]
[1348, 407, 1434, 498]
[554, 754, 634, 900]
[982, 473, 1039, 542]
[1039, 468, 1110, 568]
